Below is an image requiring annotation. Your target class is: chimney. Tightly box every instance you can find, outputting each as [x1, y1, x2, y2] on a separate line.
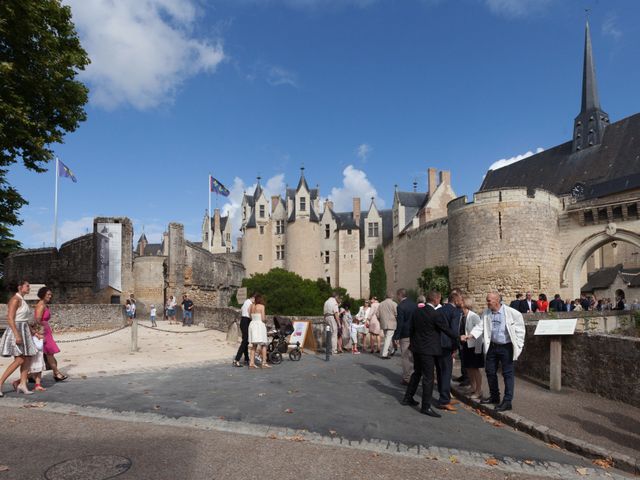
[353, 197, 361, 225]
[213, 209, 221, 234]
[427, 168, 438, 199]
[439, 170, 451, 187]
[271, 195, 279, 213]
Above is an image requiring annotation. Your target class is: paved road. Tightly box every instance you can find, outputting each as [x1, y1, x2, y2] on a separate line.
[19, 355, 597, 458]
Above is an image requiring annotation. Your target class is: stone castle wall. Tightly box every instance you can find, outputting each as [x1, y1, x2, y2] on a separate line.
[0, 303, 125, 331]
[133, 256, 166, 311]
[448, 188, 563, 304]
[285, 219, 321, 281]
[385, 218, 449, 295]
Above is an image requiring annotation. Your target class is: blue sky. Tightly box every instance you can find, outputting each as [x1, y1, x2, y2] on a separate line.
[9, 0, 640, 248]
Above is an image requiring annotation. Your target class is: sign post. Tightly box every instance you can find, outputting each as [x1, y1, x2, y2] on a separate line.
[534, 318, 577, 392]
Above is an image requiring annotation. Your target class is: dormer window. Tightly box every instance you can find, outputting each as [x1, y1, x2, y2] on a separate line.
[300, 197, 306, 212]
[259, 205, 265, 218]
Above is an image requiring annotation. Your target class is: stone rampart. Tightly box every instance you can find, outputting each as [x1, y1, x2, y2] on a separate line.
[0, 303, 125, 331]
[448, 188, 563, 304]
[516, 320, 640, 408]
[386, 218, 449, 294]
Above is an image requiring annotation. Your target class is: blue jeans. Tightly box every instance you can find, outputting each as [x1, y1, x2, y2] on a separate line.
[183, 310, 193, 326]
[435, 348, 453, 405]
[485, 342, 515, 402]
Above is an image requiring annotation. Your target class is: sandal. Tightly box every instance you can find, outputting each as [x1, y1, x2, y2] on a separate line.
[12, 380, 19, 391]
[261, 363, 272, 369]
[248, 365, 258, 369]
[232, 360, 243, 367]
[34, 384, 46, 392]
[54, 374, 68, 382]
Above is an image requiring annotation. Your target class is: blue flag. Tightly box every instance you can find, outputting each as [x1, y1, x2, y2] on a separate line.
[58, 159, 77, 183]
[210, 176, 230, 197]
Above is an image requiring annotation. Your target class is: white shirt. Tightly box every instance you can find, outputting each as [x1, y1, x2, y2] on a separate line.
[150, 307, 157, 317]
[241, 298, 253, 318]
[323, 297, 339, 317]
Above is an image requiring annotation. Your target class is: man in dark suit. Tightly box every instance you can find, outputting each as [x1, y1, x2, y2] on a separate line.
[401, 290, 457, 418]
[549, 294, 564, 312]
[435, 289, 463, 411]
[393, 288, 418, 385]
[509, 293, 523, 310]
[518, 292, 538, 313]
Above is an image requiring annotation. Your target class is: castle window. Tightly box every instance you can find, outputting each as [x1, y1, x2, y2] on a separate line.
[259, 205, 265, 218]
[276, 245, 285, 260]
[325, 250, 330, 264]
[612, 206, 623, 221]
[258, 254, 263, 261]
[226, 233, 231, 242]
[368, 249, 374, 263]
[276, 220, 285, 235]
[300, 197, 306, 212]
[628, 204, 638, 218]
[259, 226, 264, 235]
[584, 210, 595, 225]
[226, 247, 230, 253]
[368, 222, 379, 238]
[326, 276, 331, 285]
[347, 229, 352, 235]
[325, 224, 330, 239]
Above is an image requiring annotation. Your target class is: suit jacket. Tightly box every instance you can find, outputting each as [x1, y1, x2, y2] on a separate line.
[549, 298, 564, 312]
[518, 299, 538, 313]
[439, 303, 462, 351]
[409, 304, 457, 356]
[470, 305, 526, 361]
[509, 299, 522, 310]
[378, 298, 398, 331]
[393, 298, 417, 340]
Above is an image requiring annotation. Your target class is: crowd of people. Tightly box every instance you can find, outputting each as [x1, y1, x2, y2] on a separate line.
[0, 280, 68, 397]
[321, 287, 526, 418]
[509, 290, 633, 313]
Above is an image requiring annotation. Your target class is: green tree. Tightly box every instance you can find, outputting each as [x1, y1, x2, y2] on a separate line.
[369, 246, 387, 300]
[417, 266, 450, 299]
[0, 0, 90, 244]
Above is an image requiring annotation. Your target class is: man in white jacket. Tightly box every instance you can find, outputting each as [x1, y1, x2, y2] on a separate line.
[463, 291, 526, 412]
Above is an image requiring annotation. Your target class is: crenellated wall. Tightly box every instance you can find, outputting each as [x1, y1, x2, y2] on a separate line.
[448, 188, 563, 304]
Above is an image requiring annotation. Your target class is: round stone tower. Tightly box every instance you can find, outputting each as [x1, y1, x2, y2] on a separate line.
[285, 218, 321, 280]
[447, 188, 563, 304]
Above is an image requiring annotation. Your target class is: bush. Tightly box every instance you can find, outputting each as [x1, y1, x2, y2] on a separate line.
[417, 266, 450, 298]
[237, 268, 363, 316]
[369, 246, 387, 300]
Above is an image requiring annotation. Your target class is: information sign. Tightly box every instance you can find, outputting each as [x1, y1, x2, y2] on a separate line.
[534, 318, 577, 336]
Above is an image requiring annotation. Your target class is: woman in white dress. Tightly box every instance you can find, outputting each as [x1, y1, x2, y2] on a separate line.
[0, 280, 37, 396]
[248, 294, 270, 369]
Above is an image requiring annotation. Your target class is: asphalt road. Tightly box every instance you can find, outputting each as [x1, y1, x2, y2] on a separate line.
[15, 353, 592, 466]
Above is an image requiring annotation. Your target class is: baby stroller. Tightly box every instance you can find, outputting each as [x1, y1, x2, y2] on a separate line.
[267, 317, 302, 364]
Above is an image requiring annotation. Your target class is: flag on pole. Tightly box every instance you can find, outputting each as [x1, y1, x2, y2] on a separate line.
[210, 176, 229, 196]
[58, 159, 78, 183]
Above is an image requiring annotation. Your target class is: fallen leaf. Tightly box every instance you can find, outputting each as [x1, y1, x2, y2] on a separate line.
[547, 443, 560, 449]
[449, 455, 459, 464]
[258, 393, 266, 397]
[218, 416, 225, 420]
[284, 408, 294, 414]
[492, 421, 503, 427]
[485, 458, 499, 466]
[0, 465, 9, 472]
[22, 402, 47, 409]
[268, 434, 278, 440]
[576, 467, 589, 475]
[286, 435, 305, 442]
[524, 460, 535, 465]
[152, 405, 161, 410]
[329, 430, 337, 436]
[371, 453, 380, 458]
[593, 458, 613, 469]
[81, 375, 87, 379]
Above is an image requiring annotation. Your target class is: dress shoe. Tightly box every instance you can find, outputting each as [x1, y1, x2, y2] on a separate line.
[480, 397, 500, 405]
[401, 397, 419, 406]
[436, 403, 457, 412]
[494, 401, 512, 412]
[380, 355, 391, 360]
[420, 408, 441, 418]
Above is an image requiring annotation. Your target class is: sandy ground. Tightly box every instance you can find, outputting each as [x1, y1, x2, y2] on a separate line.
[0, 320, 236, 382]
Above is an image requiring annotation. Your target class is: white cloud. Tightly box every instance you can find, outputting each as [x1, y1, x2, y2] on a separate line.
[356, 143, 372, 161]
[602, 14, 622, 41]
[328, 165, 384, 212]
[65, 0, 225, 110]
[488, 147, 544, 171]
[220, 173, 286, 245]
[483, 0, 552, 18]
[267, 66, 298, 87]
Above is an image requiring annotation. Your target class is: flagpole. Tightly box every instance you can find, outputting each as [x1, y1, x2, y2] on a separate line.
[53, 157, 59, 248]
[208, 174, 212, 252]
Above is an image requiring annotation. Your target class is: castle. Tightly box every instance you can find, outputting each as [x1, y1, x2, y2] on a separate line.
[239, 22, 640, 303]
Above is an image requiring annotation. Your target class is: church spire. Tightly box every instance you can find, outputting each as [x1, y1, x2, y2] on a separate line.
[572, 21, 609, 153]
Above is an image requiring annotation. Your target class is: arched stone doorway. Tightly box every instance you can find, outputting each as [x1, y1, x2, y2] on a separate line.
[561, 225, 640, 299]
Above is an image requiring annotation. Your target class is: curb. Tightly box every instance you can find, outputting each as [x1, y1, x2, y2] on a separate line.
[450, 384, 639, 476]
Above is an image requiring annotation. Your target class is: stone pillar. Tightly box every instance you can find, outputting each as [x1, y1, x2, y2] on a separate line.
[167, 223, 185, 300]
